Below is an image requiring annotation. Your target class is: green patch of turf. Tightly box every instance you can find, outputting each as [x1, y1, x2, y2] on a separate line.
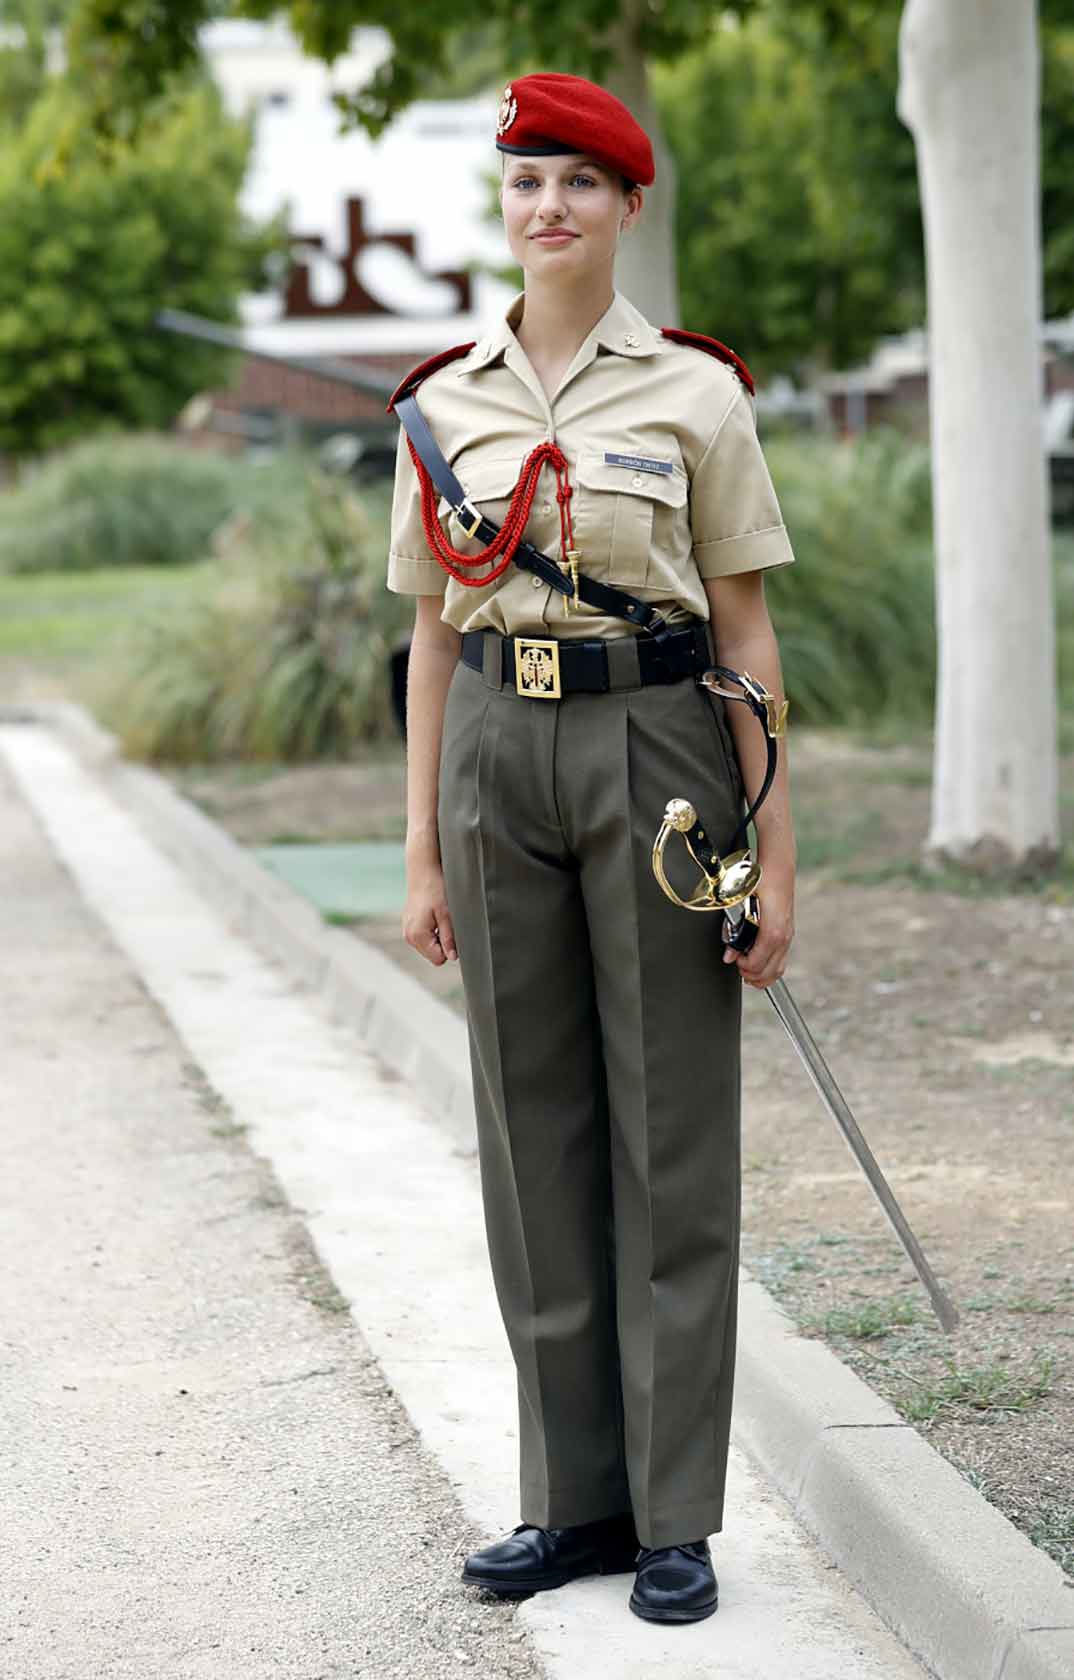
[793, 806, 891, 872]
[0, 563, 210, 659]
[254, 841, 406, 918]
[895, 1353, 1057, 1423]
[1027, 1499, 1074, 1577]
[804, 1295, 921, 1340]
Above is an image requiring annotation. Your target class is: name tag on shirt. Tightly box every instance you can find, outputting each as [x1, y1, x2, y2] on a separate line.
[603, 452, 675, 476]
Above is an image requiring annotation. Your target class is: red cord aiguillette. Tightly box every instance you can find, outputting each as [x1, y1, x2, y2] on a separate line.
[409, 438, 577, 589]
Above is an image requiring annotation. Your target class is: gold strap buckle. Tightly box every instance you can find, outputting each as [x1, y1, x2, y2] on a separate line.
[513, 637, 561, 699]
[764, 695, 789, 738]
[699, 667, 789, 737]
[740, 669, 789, 737]
[455, 500, 482, 538]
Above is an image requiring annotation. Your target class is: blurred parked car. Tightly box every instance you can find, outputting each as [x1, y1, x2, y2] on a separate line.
[1046, 390, 1074, 525]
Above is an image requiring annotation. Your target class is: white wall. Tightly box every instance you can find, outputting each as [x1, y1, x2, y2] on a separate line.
[202, 21, 516, 354]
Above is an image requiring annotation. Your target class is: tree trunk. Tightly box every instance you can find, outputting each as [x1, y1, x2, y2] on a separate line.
[897, 0, 1058, 874]
[603, 13, 679, 326]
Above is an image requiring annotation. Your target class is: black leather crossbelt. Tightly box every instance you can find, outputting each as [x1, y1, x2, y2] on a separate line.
[461, 621, 711, 697]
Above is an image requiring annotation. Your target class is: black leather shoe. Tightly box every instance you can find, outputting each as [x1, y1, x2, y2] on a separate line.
[629, 1537, 718, 1623]
[462, 1511, 641, 1596]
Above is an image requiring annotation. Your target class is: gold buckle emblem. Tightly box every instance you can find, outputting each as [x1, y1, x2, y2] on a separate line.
[514, 637, 561, 699]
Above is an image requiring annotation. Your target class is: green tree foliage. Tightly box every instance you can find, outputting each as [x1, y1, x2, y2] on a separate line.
[654, 11, 924, 378]
[1041, 19, 1074, 320]
[0, 1, 69, 124]
[0, 72, 278, 456]
[65, 0, 754, 140]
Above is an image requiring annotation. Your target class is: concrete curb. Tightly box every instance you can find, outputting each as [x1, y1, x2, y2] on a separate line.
[20, 703, 477, 1158]
[37, 702, 1074, 1680]
[734, 1278, 1074, 1680]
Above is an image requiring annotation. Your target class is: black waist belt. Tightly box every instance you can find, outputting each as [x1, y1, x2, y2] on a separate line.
[461, 621, 711, 698]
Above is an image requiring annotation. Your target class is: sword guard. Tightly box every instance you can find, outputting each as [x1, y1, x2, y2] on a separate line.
[651, 799, 762, 912]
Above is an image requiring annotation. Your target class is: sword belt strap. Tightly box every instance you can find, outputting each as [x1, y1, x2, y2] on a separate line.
[702, 666, 781, 852]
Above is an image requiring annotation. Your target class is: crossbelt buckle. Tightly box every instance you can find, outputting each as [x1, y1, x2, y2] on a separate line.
[513, 636, 561, 699]
[455, 499, 482, 538]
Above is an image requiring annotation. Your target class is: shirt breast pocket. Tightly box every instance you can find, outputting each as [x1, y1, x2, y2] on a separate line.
[574, 450, 689, 587]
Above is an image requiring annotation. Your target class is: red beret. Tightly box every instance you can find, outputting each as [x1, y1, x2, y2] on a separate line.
[495, 73, 654, 188]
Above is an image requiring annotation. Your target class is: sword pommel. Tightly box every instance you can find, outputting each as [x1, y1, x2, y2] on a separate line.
[663, 798, 697, 832]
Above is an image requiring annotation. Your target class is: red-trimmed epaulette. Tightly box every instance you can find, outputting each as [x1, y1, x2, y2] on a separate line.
[387, 342, 477, 413]
[659, 328, 754, 397]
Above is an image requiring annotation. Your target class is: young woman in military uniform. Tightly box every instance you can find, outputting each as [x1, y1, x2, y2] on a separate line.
[387, 72, 796, 1625]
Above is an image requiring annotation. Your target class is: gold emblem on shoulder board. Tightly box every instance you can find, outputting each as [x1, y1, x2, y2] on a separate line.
[514, 637, 561, 698]
[497, 85, 518, 136]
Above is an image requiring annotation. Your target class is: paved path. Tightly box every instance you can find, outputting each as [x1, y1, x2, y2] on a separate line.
[0, 747, 541, 1680]
[0, 724, 933, 1680]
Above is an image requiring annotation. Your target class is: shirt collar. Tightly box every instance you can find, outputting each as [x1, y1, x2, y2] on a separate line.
[463, 289, 663, 374]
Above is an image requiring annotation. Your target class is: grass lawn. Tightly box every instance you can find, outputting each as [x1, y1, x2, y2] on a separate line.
[0, 563, 212, 663]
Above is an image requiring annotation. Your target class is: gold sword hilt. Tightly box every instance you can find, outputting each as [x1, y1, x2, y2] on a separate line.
[651, 798, 762, 914]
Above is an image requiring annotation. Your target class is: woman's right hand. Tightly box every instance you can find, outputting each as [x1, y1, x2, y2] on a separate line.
[403, 859, 458, 966]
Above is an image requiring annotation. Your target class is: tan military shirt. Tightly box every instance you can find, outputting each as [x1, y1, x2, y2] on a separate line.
[386, 289, 794, 640]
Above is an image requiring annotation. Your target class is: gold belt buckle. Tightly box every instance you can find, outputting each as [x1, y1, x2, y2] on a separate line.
[513, 636, 561, 699]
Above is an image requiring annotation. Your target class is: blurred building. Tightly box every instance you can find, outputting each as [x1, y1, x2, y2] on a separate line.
[822, 320, 1074, 438]
[191, 21, 515, 459]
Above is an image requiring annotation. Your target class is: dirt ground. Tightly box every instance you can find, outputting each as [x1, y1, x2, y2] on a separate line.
[173, 732, 1074, 1585]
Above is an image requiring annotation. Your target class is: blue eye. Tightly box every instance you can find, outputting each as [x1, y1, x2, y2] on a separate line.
[510, 173, 596, 190]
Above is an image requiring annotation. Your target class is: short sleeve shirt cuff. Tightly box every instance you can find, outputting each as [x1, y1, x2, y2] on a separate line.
[387, 550, 448, 595]
[692, 522, 795, 580]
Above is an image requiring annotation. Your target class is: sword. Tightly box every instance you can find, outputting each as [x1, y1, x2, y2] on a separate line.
[652, 794, 960, 1334]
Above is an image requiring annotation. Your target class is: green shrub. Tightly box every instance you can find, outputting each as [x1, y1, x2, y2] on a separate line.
[763, 428, 937, 726]
[0, 433, 258, 573]
[0, 76, 273, 456]
[99, 467, 410, 761]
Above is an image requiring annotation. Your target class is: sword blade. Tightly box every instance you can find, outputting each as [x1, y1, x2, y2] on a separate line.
[763, 978, 960, 1334]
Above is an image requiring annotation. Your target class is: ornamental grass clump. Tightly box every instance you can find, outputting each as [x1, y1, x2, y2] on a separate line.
[762, 426, 937, 728]
[99, 467, 410, 762]
[0, 433, 254, 573]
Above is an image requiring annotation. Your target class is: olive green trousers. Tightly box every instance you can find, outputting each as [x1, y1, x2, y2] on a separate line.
[437, 636, 745, 1550]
